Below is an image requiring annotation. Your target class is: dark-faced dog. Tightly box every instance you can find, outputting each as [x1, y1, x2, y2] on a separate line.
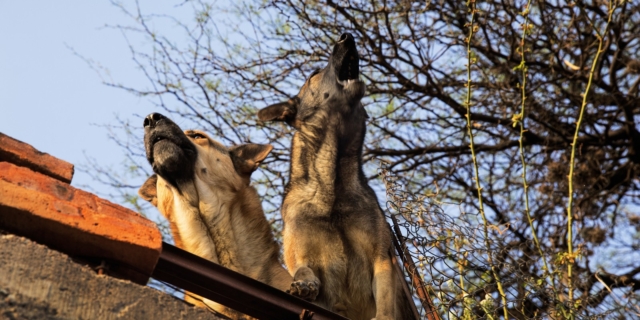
[258, 33, 417, 320]
[138, 113, 292, 319]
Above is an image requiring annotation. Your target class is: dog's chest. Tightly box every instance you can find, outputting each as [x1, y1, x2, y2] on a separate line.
[315, 216, 378, 271]
[313, 226, 376, 316]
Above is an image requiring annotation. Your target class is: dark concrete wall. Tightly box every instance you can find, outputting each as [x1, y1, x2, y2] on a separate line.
[0, 234, 220, 320]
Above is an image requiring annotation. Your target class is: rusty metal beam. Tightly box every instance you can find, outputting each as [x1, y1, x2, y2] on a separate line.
[152, 242, 347, 320]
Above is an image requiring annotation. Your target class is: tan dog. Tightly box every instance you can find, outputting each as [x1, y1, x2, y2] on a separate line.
[138, 113, 292, 318]
[258, 33, 417, 320]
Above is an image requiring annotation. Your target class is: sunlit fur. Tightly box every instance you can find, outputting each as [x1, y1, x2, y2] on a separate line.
[258, 33, 417, 320]
[140, 128, 292, 319]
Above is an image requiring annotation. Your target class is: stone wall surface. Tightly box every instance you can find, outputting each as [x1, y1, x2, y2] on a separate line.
[0, 161, 162, 285]
[0, 233, 220, 320]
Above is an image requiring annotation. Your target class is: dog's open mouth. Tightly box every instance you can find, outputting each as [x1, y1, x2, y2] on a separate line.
[336, 47, 360, 86]
[337, 54, 358, 83]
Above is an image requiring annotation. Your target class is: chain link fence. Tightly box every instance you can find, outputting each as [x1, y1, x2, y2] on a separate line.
[381, 166, 640, 319]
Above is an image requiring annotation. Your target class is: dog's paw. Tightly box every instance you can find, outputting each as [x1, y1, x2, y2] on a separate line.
[288, 279, 320, 301]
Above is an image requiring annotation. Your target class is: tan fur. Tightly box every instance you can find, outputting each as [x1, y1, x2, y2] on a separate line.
[139, 129, 292, 319]
[258, 33, 418, 320]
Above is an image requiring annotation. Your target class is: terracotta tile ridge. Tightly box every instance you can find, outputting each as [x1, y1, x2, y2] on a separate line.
[0, 132, 74, 184]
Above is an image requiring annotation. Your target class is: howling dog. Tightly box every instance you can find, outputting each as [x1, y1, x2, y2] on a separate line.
[138, 113, 292, 318]
[258, 33, 417, 320]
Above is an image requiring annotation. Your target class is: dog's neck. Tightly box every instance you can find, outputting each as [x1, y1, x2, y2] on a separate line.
[193, 176, 246, 272]
[162, 180, 220, 263]
[287, 105, 367, 213]
[165, 175, 247, 273]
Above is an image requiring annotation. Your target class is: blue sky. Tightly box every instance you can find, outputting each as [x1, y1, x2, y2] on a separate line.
[0, 1, 163, 194]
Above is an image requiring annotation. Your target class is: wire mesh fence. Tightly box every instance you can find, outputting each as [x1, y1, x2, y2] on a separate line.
[380, 165, 640, 319]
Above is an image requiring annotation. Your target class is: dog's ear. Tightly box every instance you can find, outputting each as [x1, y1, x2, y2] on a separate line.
[229, 143, 274, 181]
[258, 99, 297, 123]
[138, 174, 158, 207]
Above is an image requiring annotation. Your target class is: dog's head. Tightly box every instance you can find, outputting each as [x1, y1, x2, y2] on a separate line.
[257, 33, 365, 129]
[142, 113, 198, 187]
[138, 112, 272, 206]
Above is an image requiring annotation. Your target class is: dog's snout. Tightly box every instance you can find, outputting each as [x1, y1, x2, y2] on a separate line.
[338, 33, 352, 43]
[144, 113, 166, 128]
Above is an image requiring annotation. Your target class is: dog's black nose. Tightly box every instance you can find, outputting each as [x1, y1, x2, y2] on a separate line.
[144, 113, 165, 128]
[338, 33, 353, 43]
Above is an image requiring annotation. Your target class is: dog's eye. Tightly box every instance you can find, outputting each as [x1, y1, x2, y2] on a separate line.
[189, 133, 206, 140]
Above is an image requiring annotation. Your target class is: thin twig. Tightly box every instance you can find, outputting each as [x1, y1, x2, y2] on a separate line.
[566, 0, 617, 307]
[594, 272, 640, 316]
[513, 0, 555, 289]
[464, 0, 509, 317]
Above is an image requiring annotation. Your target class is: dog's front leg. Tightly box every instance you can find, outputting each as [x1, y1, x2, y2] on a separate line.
[372, 256, 396, 320]
[284, 223, 321, 301]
